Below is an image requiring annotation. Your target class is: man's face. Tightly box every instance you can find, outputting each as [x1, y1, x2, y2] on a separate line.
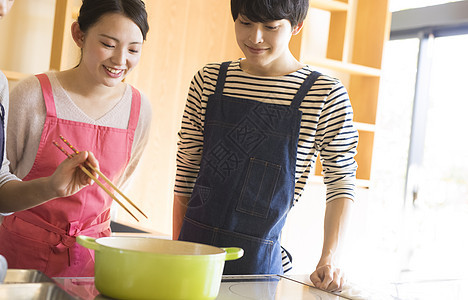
[234, 14, 301, 75]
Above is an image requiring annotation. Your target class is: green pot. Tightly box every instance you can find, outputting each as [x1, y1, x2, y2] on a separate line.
[77, 235, 243, 300]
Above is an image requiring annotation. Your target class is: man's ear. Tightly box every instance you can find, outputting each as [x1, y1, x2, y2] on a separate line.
[292, 21, 304, 35]
[71, 21, 85, 48]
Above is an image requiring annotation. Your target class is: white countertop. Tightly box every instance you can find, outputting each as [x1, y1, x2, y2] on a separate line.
[52, 274, 398, 300]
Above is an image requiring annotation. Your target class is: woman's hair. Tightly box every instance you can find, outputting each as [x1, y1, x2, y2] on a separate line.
[77, 0, 149, 40]
[230, 0, 309, 27]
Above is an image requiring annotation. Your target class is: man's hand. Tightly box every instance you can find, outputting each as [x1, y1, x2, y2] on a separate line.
[310, 263, 345, 292]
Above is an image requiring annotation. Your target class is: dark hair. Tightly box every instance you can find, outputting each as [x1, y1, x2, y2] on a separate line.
[78, 0, 149, 40]
[231, 0, 309, 27]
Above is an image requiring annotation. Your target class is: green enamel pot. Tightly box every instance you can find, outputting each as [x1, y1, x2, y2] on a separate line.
[77, 235, 243, 300]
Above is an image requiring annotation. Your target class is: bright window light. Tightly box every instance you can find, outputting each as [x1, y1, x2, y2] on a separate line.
[390, 0, 463, 12]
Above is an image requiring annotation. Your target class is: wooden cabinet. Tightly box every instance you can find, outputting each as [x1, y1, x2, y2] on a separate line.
[0, 0, 57, 83]
[290, 0, 391, 186]
[1, 0, 81, 84]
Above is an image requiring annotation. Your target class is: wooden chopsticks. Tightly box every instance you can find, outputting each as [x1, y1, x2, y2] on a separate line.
[53, 135, 147, 222]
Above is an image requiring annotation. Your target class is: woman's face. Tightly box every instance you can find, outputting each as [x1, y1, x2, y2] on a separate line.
[0, 0, 15, 19]
[78, 13, 143, 87]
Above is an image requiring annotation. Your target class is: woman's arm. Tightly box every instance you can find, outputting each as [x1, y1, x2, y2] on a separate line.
[0, 151, 99, 213]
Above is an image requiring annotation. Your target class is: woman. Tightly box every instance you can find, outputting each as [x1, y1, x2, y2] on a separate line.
[0, 3, 98, 223]
[0, 0, 152, 277]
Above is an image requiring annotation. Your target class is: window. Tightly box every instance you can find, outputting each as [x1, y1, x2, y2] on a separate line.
[371, 2, 468, 299]
[409, 33, 468, 275]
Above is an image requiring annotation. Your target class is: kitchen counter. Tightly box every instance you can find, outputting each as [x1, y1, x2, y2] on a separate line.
[3, 268, 468, 299]
[51, 274, 398, 300]
[7, 269, 465, 299]
[2, 269, 399, 300]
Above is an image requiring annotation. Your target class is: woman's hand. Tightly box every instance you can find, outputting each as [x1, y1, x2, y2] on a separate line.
[49, 151, 100, 197]
[310, 263, 346, 292]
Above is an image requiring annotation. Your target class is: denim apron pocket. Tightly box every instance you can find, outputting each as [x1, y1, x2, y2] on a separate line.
[236, 158, 281, 219]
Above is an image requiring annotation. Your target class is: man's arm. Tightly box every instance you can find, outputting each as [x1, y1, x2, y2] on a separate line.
[173, 195, 190, 240]
[310, 197, 353, 292]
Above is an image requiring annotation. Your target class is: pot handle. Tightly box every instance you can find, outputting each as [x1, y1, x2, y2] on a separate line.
[76, 235, 101, 251]
[222, 247, 244, 261]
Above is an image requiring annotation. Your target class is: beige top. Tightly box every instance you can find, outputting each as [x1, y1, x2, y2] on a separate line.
[0, 71, 21, 188]
[7, 71, 152, 189]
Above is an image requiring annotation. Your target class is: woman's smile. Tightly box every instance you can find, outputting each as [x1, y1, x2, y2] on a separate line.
[103, 65, 125, 78]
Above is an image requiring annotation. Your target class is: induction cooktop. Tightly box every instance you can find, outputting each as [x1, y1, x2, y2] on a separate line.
[218, 274, 351, 299]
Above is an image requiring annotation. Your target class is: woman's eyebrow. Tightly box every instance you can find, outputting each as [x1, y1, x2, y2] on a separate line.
[99, 33, 142, 45]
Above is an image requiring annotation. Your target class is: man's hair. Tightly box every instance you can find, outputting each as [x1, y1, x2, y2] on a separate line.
[231, 0, 309, 27]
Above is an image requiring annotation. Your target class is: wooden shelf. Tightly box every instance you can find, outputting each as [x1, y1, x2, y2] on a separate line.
[354, 122, 376, 132]
[3, 70, 29, 81]
[305, 57, 382, 77]
[298, 0, 390, 183]
[356, 178, 371, 189]
[310, 0, 349, 11]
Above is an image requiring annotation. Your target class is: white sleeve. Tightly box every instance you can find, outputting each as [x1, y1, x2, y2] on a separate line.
[0, 72, 21, 216]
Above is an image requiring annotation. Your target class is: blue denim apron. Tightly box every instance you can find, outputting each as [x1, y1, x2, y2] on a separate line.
[179, 61, 321, 274]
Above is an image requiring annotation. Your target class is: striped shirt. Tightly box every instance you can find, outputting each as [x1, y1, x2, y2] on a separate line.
[175, 60, 357, 203]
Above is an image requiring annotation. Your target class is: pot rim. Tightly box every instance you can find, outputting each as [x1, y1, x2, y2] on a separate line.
[94, 236, 228, 257]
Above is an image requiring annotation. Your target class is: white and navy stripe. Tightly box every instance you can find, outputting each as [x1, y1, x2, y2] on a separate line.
[175, 60, 357, 203]
[281, 247, 293, 273]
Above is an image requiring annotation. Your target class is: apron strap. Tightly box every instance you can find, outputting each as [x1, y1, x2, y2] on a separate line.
[0, 103, 4, 122]
[35, 74, 57, 118]
[290, 71, 322, 109]
[10, 213, 110, 267]
[128, 86, 141, 131]
[214, 61, 231, 96]
[35, 75, 141, 130]
[14, 212, 110, 248]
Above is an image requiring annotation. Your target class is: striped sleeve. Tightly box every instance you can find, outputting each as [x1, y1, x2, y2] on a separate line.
[314, 82, 357, 202]
[174, 66, 211, 196]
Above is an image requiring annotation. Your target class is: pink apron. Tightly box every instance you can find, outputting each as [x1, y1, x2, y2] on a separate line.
[0, 74, 140, 277]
